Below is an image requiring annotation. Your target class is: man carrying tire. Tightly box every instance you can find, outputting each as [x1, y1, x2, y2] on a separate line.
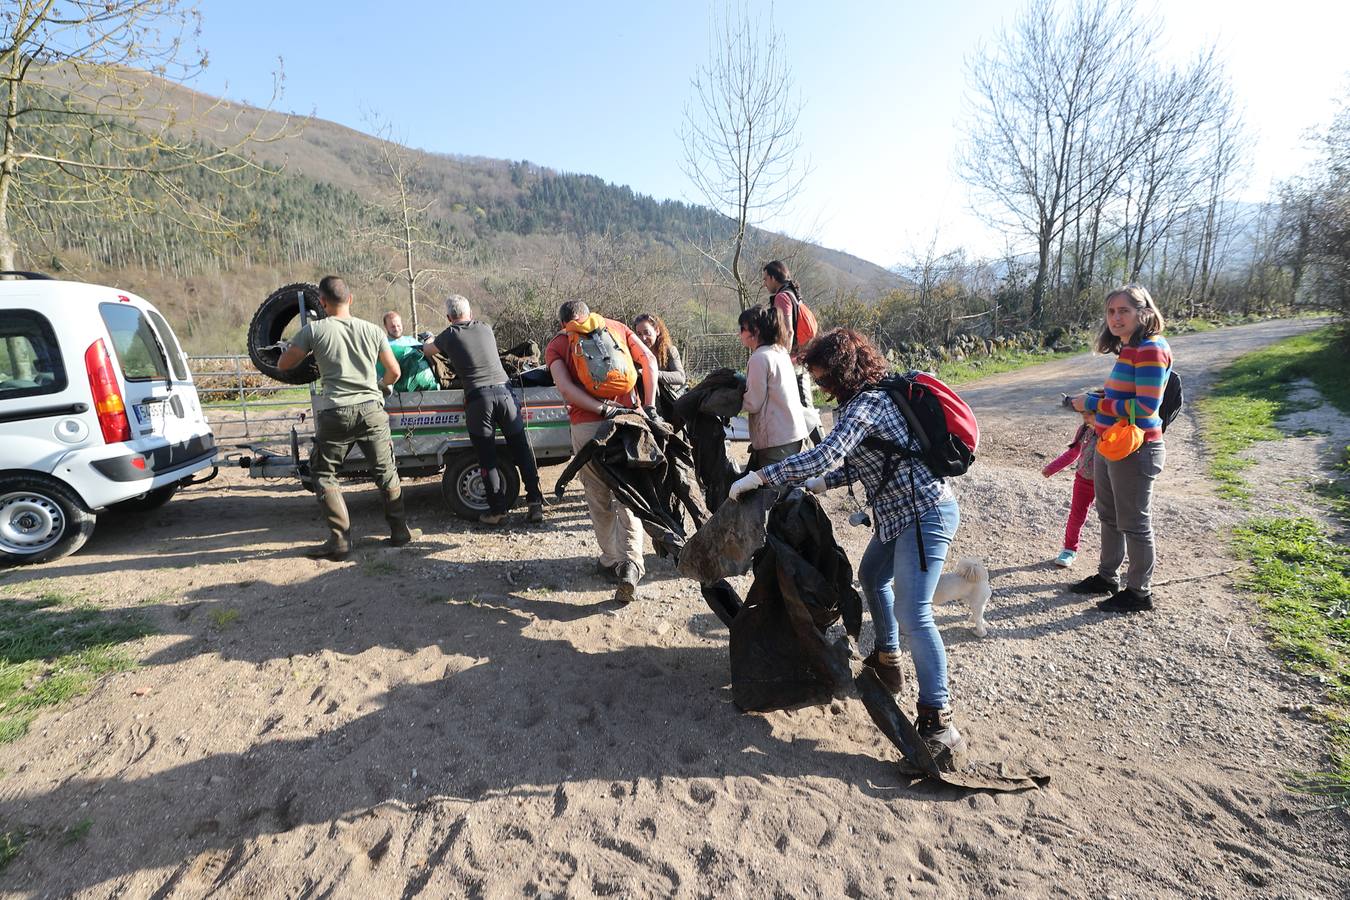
[277, 276, 413, 560]
[545, 300, 659, 602]
[421, 294, 544, 526]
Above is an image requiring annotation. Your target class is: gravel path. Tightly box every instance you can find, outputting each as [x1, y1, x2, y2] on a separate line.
[0, 317, 1345, 898]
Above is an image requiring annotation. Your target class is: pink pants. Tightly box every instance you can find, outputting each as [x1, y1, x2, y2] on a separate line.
[1063, 473, 1096, 552]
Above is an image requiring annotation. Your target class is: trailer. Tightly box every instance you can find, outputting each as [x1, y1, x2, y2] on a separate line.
[239, 383, 573, 519]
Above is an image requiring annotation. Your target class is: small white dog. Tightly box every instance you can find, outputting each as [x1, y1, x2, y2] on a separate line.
[934, 558, 992, 637]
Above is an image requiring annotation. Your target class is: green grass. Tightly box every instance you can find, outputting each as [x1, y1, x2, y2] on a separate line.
[1197, 326, 1350, 501]
[0, 598, 154, 744]
[61, 819, 92, 846]
[1198, 324, 1350, 806]
[0, 829, 22, 873]
[207, 608, 240, 630]
[1233, 518, 1350, 802]
[362, 560, 397, 577]
[934, 345, 1085, 386]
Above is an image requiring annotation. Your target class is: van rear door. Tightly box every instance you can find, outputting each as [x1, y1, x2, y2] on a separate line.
[96, 301, 211, 449]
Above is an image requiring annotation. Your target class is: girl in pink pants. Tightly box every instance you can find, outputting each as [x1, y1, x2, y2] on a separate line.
[1043, 403, 1100, 567]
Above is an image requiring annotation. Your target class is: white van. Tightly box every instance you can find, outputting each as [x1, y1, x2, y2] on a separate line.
[0, 273, 217, 564]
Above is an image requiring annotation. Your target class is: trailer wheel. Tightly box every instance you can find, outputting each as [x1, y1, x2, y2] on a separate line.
[442, 451, 520, 521]
[248, 282, 324, 385]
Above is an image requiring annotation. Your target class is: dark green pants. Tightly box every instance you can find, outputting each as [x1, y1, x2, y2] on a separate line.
[311, 400, 400, 495]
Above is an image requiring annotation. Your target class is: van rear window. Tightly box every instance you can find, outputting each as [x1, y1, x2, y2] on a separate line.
[99, 303, 170, 382]
[0, 311, 66, 401]
[145, 308, 189, 381]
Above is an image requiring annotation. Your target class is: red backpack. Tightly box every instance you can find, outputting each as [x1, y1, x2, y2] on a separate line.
[862, 372, 980, 478]
[777, 289, 819, 349]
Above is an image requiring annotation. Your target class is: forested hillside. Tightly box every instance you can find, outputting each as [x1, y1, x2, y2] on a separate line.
[10, 71, 900, 354]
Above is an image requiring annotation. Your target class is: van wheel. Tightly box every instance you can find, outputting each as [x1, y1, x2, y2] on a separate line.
[0, 476, 97, 565]
[442, 452, 520, 521]
[109, 483, 179, 513]
[248, 282, 324, 385]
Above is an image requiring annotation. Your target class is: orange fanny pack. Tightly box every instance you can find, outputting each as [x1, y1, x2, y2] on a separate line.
[1097, 406, 1144, 461]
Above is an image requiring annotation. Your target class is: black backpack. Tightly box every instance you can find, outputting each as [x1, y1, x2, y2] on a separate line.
[1159, 371, 1183, 433]
[860, 373, 980, 479]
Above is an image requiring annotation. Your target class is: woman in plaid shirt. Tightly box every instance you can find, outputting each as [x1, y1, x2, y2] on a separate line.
[728, 329, 966, 770]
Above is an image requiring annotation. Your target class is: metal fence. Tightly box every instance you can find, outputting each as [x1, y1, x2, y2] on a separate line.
[192, 355, 314, 448]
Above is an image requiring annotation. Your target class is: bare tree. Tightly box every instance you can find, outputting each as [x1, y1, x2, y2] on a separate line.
[681, 2, 806, 309]
[0, 1, 291, 272]
[960, 0, 1151, 324]
[361, 116, 458, 333]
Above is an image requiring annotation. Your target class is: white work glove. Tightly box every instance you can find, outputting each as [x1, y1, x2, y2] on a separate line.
[805, 476, 829, 495]
[728, 470, 764, 502]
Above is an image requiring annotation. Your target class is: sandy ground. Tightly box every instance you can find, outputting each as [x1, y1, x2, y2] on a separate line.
[1, 318, 1348, 898]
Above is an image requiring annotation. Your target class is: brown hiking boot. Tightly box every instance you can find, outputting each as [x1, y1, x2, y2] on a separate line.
[614, 561, 640, 603]
[478, 511, 507, 526]
[916, 704, 968, 773]
[863, 649, 905, 694]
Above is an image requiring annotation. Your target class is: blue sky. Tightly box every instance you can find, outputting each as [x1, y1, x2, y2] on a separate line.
[193, 1, 1350, 268]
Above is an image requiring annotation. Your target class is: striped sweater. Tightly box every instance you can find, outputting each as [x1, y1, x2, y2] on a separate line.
[1086, 336, 1173, 441]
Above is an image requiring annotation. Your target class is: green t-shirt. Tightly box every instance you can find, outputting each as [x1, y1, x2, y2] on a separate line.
[291, 316, 387, 410]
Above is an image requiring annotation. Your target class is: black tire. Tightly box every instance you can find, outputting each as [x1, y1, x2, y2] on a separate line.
[108, 482, 179, 514]
[0, 475, 97, 565]
[247, 282, 324, 385]
[441, 451, 520, 521]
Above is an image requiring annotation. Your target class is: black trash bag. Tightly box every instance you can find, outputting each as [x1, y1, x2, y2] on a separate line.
[248, 282, 324, 384]
[554, 412, 708, 560]
[855, 668, 1051, 793]
[671, 368, 745, 511]
[681, 487, 862, 710]
[728, 489, 862, 711]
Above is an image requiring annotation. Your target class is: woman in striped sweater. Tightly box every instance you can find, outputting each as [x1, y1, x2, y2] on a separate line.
[1068, 285, 1173, 613]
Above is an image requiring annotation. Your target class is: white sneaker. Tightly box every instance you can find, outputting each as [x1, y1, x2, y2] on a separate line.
[1054, 549, 1077, 568]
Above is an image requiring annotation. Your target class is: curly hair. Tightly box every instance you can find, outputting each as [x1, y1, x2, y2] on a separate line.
[1095, 283, 1166, 354]
[631, 313, 674, 367]
[800, 328, 888, 402]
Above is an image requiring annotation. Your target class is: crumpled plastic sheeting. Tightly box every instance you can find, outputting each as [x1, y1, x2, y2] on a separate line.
[553, 411, 708, 559]
[677, 486, 777, 584]
[680, 487, 863, 711]
[672, 368, 745, 511]
[855, 668, 1051, 793]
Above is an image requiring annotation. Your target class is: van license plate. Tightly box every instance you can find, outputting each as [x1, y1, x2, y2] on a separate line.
[135, 401, 165, 432]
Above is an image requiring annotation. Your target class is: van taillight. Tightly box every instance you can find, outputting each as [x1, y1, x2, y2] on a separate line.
[85, 339, 131, 443]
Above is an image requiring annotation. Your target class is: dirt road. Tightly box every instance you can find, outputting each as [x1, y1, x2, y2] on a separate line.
[1, 317, 1345, 897]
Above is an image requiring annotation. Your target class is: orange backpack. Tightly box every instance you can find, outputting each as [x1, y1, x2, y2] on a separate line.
[563, 314, 638, 400]
[779, 289, 818, 349]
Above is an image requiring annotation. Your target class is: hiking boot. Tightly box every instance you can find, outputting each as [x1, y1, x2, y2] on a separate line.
[614, 561, 640, 603]
[1069, 573, 1119, 595]
[595, 560, 620, 582]
[304, 534, 351, 562]
[1098, 587, 1154, 613]
[527, 501, 545, 523]
[478, 510, 507, 526]
[862, 649, 905, 694]
[916, 705, 968, 773]
[1054, 549, 1077, 568]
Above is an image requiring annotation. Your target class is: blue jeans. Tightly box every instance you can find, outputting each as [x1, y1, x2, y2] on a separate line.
[857, 498, 960, 709]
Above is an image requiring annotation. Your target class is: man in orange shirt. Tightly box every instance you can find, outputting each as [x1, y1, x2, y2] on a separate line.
[545, 300, 659, 602]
